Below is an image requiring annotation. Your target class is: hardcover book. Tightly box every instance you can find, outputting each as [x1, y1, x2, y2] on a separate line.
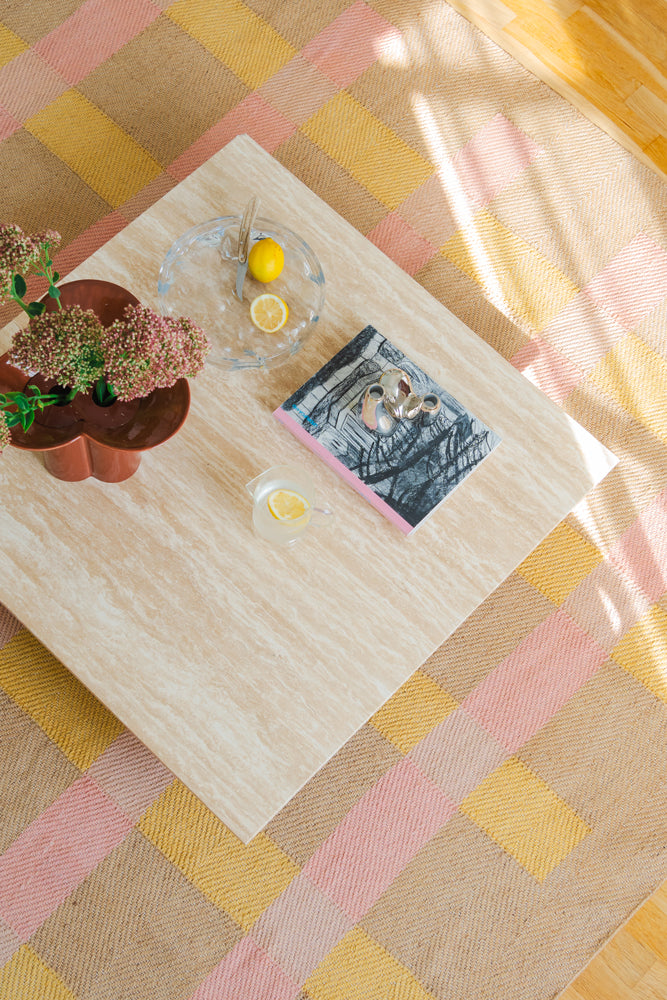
[273, 326, 501, 534]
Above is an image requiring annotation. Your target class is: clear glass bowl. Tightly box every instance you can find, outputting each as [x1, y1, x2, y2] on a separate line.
[157, 216, 326, 371]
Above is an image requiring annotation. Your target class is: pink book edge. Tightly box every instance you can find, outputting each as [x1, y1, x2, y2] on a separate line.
[273, 406, 414, 535]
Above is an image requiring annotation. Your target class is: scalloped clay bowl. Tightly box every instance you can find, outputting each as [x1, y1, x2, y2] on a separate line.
[0, 279, 190, 482]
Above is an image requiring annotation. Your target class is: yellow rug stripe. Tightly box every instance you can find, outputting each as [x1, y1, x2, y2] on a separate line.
[301, 91, 435, 211]
[0, 23, 26, 67]
[589, 332, 667, 445]
[612, 604, 667, 705]
[516, 522, 603, 605]
[460, 757, 590, 881]
[0, 947, 77, 1000]
[25, 90, 163, 208]
[369, 671, 458, 754]
[303, 927, 434, 1000]
[167, 0, 296, 89]
[441, 208, 579, 331]
[138, 779, 298, 930]
[0, 631, 123, 770]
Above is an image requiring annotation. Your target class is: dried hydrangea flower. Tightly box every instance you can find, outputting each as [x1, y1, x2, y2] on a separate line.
[9, 305, 105, 393]
[101, 305, 210, 400]
[0, 224, 61, 302]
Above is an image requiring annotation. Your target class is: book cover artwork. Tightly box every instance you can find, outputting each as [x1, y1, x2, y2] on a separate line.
[274, 326, 501, 534]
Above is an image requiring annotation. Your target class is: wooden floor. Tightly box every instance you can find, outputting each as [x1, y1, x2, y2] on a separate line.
[560, 882, 667, 1000]
[445, 1, 667, 997]
[448, 0, 667, 183]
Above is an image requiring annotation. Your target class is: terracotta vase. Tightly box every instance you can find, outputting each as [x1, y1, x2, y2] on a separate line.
[0, 279, 190, 483]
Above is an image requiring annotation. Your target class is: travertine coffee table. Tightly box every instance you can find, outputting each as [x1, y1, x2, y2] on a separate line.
[0, 135, 616, 843]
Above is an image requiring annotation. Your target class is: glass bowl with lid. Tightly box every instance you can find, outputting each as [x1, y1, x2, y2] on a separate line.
[157, 216, 325, 371]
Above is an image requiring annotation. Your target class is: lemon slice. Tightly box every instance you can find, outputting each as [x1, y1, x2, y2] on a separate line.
[267, 488, 310, 521]
[250, 293, 289, 333]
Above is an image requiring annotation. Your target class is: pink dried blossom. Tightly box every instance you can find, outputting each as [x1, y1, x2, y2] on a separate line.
[9, 305, 105, 392]
[101, 305, 210, 400]
[0, 224, 61, 301]
[34, 229, 61, 251]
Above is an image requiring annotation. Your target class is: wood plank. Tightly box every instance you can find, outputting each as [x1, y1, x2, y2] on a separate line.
[626, 86, 667, 139]
[583, 0, 667, 76]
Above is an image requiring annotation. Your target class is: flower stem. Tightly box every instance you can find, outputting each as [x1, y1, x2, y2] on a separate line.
[11, 291, 36, 316]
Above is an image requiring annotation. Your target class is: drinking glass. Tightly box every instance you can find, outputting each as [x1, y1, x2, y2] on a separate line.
[246, 464, 332, 545]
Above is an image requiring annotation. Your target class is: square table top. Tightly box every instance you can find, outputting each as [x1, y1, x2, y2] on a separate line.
[0, 135, 617, 842]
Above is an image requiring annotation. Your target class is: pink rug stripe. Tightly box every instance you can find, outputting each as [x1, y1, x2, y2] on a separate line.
[367, 213, 437, 275]
[0, 50, 69, 121]
[304, 758, 456, 921]
[190, 936, 298, 1000]
[463, 609, 608, 753]
[302, 0, 399, 88]
[0, 106, 21, 140]
[410, 709, 510, 803]
[33, 0, 162, 85]
[510, 336, 583, 404]
[86, 729, 174, 821]
[608, 486, 667, 603]
[397, 173, 460, 245]
[540, 291, 627, 373]
[259, 55, 339, 127]
[168, 98, 295, 181]
[452, 113, 542, 209]
[0, 774, 133, 940]
[396, 117, 540, 247]
[252, 873, 353, 984]
[584, 233, 667, 331]
[562, 558, 652, 653]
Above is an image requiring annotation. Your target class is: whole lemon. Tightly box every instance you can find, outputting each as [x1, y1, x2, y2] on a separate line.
[248, 237, 285, 283]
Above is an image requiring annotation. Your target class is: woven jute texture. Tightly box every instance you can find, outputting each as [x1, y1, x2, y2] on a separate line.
[1, 3, 667, 999]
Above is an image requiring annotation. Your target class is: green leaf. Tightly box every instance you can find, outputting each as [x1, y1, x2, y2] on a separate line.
[23, 410, 35, 431]
[92, 377, 116, 406]
[52, 271, 60, 282]
[12, 273, 27, 298]
[48, 285, 61, 299]
[26, 301, 45, 317]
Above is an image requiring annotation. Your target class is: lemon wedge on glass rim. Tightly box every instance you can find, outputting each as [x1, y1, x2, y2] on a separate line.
[267, 489, 311, 521]
[250, 293, 289, 333]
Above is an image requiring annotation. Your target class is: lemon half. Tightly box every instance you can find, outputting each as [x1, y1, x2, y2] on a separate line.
[250, 293, 289, 333]
[267, 489, 310, 521]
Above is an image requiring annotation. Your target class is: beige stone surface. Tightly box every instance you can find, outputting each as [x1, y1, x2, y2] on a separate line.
[0, 136, 616, 842]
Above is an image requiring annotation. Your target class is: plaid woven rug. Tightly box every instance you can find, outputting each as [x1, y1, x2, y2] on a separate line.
[2, 2, 667, 998]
